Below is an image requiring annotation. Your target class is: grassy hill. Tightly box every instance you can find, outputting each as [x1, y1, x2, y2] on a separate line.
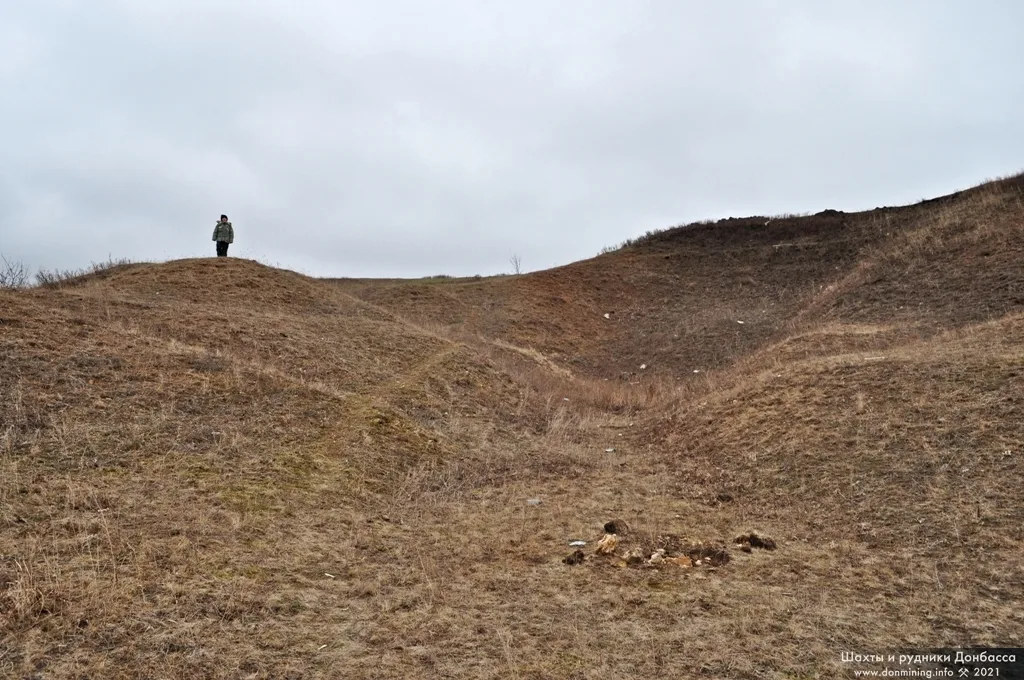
[1, 174, 1022, 678]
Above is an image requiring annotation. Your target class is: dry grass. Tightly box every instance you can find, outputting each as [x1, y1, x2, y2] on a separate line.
[33, 257, 139, 289]
[3, 175, 1024, 678]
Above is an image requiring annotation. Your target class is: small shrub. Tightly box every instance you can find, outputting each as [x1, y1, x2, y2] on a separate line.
[0, 255, 31, 289]
[35, 256, 134, 288]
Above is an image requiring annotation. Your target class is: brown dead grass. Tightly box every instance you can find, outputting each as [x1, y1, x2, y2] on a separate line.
[2, 174, 1024, 678]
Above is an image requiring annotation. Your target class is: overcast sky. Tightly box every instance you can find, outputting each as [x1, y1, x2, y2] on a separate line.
[1, 1, 1022, 278]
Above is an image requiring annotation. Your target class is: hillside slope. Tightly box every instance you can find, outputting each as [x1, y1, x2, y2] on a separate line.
[2, 174, 1023, 679]
[1, 260, 568, 678]
[336, 174, 1024, 382]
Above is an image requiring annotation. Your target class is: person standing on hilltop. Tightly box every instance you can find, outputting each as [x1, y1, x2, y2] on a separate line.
[212, 215, 234, 257]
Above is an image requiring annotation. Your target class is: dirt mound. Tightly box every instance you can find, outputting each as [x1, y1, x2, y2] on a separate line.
[803, 177, 1024, 333]
[337, 175, 1024, 383]
[82, 257, 364, 314]
[660, 313, 1024, 556]
[4, 173, 1024, 678]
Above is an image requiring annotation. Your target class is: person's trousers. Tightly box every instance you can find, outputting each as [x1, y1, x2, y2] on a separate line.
[216, 241, 229, 257]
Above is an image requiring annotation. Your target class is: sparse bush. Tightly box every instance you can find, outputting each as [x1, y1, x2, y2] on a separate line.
[632, 228, 666, 246]
[35, 256, 134, 288]
[0, 254, 31, 289]
[33, 268, 67, 287]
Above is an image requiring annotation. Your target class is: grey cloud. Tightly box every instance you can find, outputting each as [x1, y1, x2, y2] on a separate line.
[2, 1, 1023, 277]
